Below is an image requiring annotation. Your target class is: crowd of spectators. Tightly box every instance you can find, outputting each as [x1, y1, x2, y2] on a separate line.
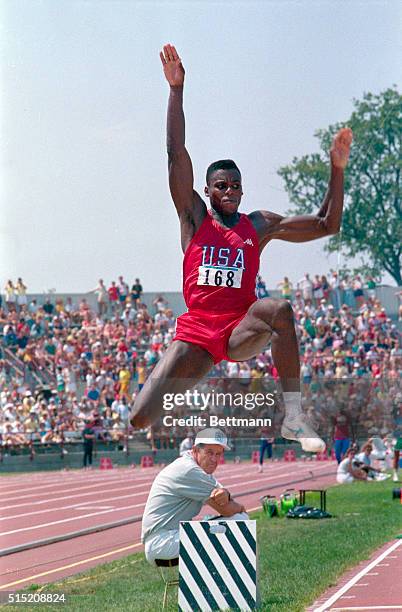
[0, 272, 400, 456]
[0, 277, 175, 453]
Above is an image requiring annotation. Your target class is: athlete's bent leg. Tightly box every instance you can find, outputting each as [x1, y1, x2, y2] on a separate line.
[131, 340, 214, 428]
[227, 298, 325, 453]
[227, 298, 299, 391]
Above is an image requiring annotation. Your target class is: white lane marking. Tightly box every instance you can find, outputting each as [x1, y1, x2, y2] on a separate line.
[3, 465, 314, 520]
[2, 492, 146, 521]
[2, 482, 153, 511]
[365, 572, 379, 576]
[375, 563, 390, 567]
[0, 503, 145, 538]
[2, 473, 157, 502]
[73, 506, 115, 511]
[0, 460, 327, 495]
[313, 540, 402, 612]
[0, 541, 143, 590]
[329, 606, 402, 612]
[2, 462, 332, 511]
[1, 470, 286, 538]
[1, 482, 287, 540]
[339, 596, 356, 599]
[1, 462, 284, 501]
[70, 500, 116, 510]
[0, 462, 257, 494]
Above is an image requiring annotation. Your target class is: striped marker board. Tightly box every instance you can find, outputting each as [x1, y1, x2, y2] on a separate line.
[179, 520, 258, 611]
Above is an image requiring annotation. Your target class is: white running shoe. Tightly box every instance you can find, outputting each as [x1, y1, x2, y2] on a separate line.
[375, 473, 390, 481]
[258, 465, 263, 473]
[281, 415, 326, 453]
[393, 472, 399, 482]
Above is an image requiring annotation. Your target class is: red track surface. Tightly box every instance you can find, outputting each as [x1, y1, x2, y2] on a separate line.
[2, 461, 399, 608]
[0, 460, 337, 590]
[310, 538, 402, 611]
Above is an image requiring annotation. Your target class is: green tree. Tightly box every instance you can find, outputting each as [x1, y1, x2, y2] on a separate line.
[278, 87, 402, 285]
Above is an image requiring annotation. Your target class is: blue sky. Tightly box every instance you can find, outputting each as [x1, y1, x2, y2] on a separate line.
[2, 0, 401, 292]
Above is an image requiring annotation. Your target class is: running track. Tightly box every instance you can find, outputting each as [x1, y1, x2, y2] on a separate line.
[310, 538, 402, 611]
[0, 460, 336, 590]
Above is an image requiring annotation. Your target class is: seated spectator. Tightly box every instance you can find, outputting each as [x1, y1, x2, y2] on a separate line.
[142, 428, 248, 566]
[354, 442, 389, 480]
[336, 448, 367, 484]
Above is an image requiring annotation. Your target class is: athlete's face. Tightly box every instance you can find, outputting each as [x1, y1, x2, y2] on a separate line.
[204, 169, 243, 216]
[193, 444, 224, 474]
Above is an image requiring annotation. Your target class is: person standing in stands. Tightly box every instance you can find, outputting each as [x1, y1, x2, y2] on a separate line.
[82, 418, 95, 468]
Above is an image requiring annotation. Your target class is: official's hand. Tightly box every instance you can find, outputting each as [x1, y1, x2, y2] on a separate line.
[160, 44, 185, 88]
[211, 488, 230, 506]
[330, 127, 353, 169]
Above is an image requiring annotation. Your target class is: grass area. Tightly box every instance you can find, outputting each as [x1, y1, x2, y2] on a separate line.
[2, 481, 401, 611]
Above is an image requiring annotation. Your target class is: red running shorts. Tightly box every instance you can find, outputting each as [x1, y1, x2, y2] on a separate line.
[173, 308, 250, 364]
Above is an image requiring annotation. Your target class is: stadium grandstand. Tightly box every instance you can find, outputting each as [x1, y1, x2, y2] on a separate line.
[0, 274, 401, 469]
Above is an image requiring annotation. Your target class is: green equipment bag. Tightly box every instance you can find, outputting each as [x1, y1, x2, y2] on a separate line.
[286, 505, 332, 519]
[261, 495, 279, 517]
[280, 489, 298, 514]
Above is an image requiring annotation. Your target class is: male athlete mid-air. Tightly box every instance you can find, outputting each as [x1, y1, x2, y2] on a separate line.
[131, 44, 353, 452]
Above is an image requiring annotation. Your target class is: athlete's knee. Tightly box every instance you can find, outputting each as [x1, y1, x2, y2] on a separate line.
[252, 298, 294, 328]
[130, 394, 147, 428]
[130, 385, 156, 428]
[272, 299, 294, 327]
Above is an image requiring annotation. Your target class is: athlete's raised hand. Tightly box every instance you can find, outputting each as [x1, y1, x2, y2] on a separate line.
[330, 127, 353, 170]
[160, 44, 185, 88]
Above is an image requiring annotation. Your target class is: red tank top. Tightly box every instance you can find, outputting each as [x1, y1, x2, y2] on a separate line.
[183, 210, 260, 313]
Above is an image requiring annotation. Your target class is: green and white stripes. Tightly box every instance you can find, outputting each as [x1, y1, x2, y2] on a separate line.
[178, 521, 258, 611]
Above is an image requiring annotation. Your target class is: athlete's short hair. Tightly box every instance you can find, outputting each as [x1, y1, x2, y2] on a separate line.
[206, 159, 241, 185]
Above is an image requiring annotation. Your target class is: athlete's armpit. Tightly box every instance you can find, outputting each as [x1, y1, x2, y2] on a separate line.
[249, 209, 336, 249]
[177, 192, 208, 253]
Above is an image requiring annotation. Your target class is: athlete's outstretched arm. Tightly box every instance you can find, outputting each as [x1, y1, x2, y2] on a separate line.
[160, 44, 206, 251]
[250, 128, 353, 247]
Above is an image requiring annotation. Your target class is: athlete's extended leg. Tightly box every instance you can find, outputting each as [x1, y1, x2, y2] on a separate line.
[130, 341, 214, 428]
[227, 298, 325, 453]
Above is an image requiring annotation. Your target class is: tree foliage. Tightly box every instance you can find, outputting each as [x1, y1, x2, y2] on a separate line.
[278, 87, 402, 285]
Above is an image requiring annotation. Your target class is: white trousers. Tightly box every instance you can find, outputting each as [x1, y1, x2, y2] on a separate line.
[336, 473, 354, 484]
[144, 512, 249, 566]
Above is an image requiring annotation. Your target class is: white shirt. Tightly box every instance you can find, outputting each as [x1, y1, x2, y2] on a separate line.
[337, 457, 352, 476]
[355, 451, 371, 467]
[141, 451, 220, 542]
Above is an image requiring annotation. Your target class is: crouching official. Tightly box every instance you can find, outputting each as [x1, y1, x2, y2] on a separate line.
[141, 427, 248, 566]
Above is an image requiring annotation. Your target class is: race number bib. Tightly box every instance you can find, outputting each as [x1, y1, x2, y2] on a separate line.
[197, 266, 243, 288]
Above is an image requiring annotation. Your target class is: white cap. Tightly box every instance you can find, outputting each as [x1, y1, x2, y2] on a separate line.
[194, 428, 230, 450]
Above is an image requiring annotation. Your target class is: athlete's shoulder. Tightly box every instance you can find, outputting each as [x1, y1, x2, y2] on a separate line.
[248, 209, 283, 224]
[247, 210, 283, 237]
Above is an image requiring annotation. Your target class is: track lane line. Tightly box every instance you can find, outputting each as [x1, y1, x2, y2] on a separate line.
[0, 504, 145, 538]
[0, 542, 143, 589]
[0, 499, 264, 589]
[1, 463, 270, 503]
[2, 464, 332, 528]
[313, 540, 402, 612]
